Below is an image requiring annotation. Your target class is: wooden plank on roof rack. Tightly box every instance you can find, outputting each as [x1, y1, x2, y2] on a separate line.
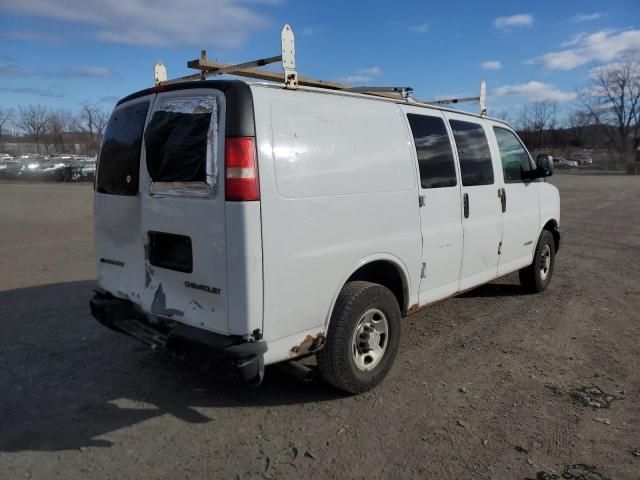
[189, 58, 349, 90]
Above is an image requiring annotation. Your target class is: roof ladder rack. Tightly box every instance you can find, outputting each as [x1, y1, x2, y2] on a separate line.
[154, 25, 488, 116]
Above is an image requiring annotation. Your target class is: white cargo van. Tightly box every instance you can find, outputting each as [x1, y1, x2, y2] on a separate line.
[90, 77, 560, 393]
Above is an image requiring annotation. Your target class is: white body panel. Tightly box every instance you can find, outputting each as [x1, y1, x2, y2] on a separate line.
[95, 81, 561, 368]
[252, 86, 421, 361]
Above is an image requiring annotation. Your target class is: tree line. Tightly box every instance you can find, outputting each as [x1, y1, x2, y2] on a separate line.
[0, 102, 109, 155]
[490, 59, 639, 167]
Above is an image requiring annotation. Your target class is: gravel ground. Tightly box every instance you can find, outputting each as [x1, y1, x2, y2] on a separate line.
[0, 175, 639, 479]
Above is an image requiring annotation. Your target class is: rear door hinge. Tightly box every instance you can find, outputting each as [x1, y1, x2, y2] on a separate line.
[498, 241, 502, 255]
[419, 195, 425, 207]
[420, 262, 427, 279]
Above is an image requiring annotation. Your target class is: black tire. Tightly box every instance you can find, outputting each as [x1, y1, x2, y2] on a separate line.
[317, 281, 401, 394]
[519, 229, 556, 293]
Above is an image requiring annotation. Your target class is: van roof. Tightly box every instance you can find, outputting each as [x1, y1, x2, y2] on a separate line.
[116, 79, 510, 127]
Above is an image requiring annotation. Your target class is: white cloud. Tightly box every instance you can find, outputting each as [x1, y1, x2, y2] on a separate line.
[571, 12, 605, 23]
[339, 67, 382, 85]
[408, 23, 429, 33]
[300, 27, 321, 37]
[481, 61, 502, 70]
[0, 63, 30, 77]
[0, 0, 271, 47]
[0, 63, 113, 79]
[494, 14, 533, 29]
[3, 30, 63, 44]
[0, 85, 65, 98]
[357, 66, 382, 76]
[493, 81, 577, 102]
[536, 29, 640, 70]
[339, 75, 373, 84]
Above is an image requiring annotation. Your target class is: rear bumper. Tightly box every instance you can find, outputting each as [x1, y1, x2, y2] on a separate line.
[90, 291, 267, 384]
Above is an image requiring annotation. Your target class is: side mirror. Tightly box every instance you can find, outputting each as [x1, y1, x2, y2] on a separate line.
[535, 154, 553, 178]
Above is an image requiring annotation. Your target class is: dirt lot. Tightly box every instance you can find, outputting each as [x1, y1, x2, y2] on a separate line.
[1, 175, 639, 479]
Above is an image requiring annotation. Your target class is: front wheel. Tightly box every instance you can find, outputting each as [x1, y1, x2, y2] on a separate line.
[519, 230, 556, 293]
[317, 281, 401, 394]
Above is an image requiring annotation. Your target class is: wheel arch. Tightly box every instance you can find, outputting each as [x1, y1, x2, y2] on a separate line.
[325, 254, 411, 330]
[541, 218, 560, 252]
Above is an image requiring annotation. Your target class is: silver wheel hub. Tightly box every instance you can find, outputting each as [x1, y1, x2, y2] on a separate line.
[539, 245, 551, 280]
[352, 308, 389, 371]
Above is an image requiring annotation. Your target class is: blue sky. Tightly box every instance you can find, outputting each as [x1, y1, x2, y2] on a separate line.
[0, 0, 638, 120]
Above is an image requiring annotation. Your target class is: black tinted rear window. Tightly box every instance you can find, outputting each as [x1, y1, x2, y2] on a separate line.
[97, 101, 150, 195]
[144, 112, 209, 182]
[449, 120, 494, 186]
[407, 114, 457, 188]
[144, 96, 218, 184]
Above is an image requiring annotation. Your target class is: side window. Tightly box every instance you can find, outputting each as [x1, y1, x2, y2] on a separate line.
[449, 120, 494, 186]
[493, 127, 534, 183]
[407, 114, 457, 188]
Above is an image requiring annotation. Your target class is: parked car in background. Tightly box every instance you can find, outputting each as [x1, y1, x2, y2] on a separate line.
[553, 157, 579, 169]
[4, 155, 98, 182]
[39, 160, 69, 181]
[79, 159, 96, 181]
[567, 154, 593, 166]
[0, 158, 20, 178]
[15, 156, 48, 179]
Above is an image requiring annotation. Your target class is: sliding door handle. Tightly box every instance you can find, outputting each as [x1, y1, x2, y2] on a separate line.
[463, 193, 469, 218]
[500, 188, 507, 212]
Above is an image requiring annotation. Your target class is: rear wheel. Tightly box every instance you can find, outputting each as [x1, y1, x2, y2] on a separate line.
[519, 230, 556, 293]
[317, 281, 401, 394]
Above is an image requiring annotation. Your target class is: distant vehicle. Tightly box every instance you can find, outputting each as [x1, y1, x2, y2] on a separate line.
[40, 160, 68, 181]
[553, 157, 579, 169]
[567, 154, 593, 166]
[15, 157, 48, 179]
[79, 159, 96, 181]
[0, 158, 20, 178]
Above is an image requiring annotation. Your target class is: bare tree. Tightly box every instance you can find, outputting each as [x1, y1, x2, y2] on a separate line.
[580, 57, 640, 164]
[79, 102, 108, 149]
[16, 105, 49, 153]
[493, 110, 512, 123]
[566, 109, 592, 148]
[47, 109, 75, 153]
[93, 109, 109, 140]
[518, 101, 557, 150]
[0, 107, 13, 141]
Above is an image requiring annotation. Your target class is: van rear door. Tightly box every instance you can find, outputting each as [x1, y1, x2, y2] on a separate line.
[141, 89, 229, 333]
[95, 95, 152, 313]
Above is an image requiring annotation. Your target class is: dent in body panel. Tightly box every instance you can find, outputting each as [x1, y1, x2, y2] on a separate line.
[151, 284, 184, 318]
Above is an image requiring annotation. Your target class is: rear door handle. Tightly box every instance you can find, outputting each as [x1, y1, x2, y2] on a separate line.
[463, 193, 469, 218]
[500, 188, 506, 212]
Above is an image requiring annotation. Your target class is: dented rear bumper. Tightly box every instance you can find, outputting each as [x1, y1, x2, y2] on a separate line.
[90, 290, 267, 384]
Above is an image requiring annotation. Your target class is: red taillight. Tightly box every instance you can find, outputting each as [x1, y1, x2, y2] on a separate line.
[225, 136, 260, 201]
